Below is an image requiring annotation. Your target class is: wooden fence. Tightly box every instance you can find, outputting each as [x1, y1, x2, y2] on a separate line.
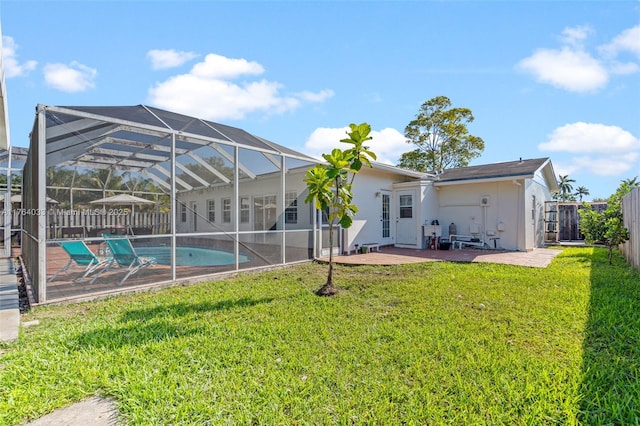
[621, 187, 640, 273]
[544, 202, 608, 242]
[45, 210, 171, 238]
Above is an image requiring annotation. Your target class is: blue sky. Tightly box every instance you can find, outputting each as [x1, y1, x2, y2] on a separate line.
[1, 0, 639, 200]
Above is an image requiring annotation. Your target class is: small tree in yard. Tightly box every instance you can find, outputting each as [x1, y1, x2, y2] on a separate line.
[304, 123, 376, 296]
[579, 182, 633, 264]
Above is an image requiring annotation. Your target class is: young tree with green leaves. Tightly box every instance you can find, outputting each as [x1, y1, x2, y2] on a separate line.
[398, 96, 484, 172]
[579, 182, 633, 264]
[304, 123, 376, 296]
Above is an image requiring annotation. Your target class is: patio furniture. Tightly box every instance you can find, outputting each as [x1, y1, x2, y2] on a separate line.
[454, 240, 486, 249]
[60, 226, 87, 239]
[361, 243, 380, 253]
[130, 227, 153, 236]
[104, 236, 156, 286]
[451, 235, 487, 249]
[48, 240, 113, 283]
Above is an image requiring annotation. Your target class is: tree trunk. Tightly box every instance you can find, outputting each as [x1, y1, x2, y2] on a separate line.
[608, 245, 613, 265]
[316, 257, 339, 295]
[315, 281, 339, 296]
[316, 223, 339, 296]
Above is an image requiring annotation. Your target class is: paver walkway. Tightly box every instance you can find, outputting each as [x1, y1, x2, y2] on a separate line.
[25, 397, 119, 426]
[321, 246, 562, 268]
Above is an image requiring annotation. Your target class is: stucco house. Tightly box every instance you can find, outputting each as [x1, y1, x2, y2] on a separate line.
[16, 105, 558, 303]
[344, 157, 558, 254]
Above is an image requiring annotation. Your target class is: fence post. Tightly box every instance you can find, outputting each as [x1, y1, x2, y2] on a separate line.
[621, 188, 639, 273]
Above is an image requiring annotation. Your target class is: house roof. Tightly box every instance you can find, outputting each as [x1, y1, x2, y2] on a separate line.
[370, 161, 433, 179]
[434, 157, 558, 191]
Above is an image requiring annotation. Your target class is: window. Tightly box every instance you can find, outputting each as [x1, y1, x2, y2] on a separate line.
[382, 193, 390, 238]
[207, 199, 215, 223]
[285, 191, 297, 224]
[223, 198, 231, 223]
[399, 195, 412, 218]
[180, 202, 187, 222]
[240, 196, 250, 223]
[191, 203, 197, 232]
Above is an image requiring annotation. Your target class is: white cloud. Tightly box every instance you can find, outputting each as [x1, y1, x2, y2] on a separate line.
[295, 89, 335, 103]
[518, 24, 640, 93]
[518, 47, 608, 92]
[599, 24, 640, 58]
[550, 161, 579, 178]
[303, 126, 407, 165]
[539, 122, 640, 177]
[538, 122, 640, 153]
[560, 153, 639, 177]
[608, 61, 640, 75]
[147, 49, 198, 70]
[148, 53, 333, 121]
[1, 36, 37, 78]
[191, 53, 264, 79]
[43, 61, 97, 92]
[559, 25, 592, 47]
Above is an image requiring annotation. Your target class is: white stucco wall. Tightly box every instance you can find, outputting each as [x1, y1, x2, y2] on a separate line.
[525, 170, 554, 250]
[435, 180, 524, 251]
[175, 168, 312, 234]
[173, 161, 555, 255]
[348, 168, 415, 251]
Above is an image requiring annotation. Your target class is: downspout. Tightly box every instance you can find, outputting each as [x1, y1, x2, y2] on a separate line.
[513, 180, 522, 251]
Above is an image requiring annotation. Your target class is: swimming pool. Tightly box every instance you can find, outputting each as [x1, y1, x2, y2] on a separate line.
[134, 246, 249, 267]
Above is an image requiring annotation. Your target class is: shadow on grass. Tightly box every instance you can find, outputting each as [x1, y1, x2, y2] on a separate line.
[580, 248, 640, 423]
[73, 297, 273, 349]
[120, 297, 273, 322]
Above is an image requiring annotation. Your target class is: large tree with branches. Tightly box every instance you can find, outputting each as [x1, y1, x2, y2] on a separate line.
[398, 96, 484, 172]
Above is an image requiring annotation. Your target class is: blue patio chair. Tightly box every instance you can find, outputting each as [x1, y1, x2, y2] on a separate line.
[48, 240, 113, 283]
[104, 236, 156, 286]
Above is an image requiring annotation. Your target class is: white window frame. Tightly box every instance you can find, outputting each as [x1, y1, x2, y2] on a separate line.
[240, 196, 250, 223]
[207, 199, 215, 223]
[285, 191, 298, 224]
[222, 198, 231, 223]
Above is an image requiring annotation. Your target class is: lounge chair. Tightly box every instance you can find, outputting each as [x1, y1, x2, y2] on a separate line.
[48, 241, 113, 283]
[104, 236, 156, 286]
[453, 239, 487, 249]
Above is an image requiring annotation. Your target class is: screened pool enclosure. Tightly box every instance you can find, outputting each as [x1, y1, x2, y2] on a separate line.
[23, 105, 320, 303]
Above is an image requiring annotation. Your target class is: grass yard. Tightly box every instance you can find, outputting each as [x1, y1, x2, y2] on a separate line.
[1, 246, 639, 424]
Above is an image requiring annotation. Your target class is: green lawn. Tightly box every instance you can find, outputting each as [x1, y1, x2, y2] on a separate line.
[1, 246, 639, 425]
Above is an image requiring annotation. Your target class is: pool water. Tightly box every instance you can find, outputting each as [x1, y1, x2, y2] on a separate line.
[135, 246, 249, 267]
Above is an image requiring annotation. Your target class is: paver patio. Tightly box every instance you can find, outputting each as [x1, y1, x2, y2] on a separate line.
[321, 246, 562, 268]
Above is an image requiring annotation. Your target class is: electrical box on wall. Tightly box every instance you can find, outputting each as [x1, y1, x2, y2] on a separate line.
[480, 195, 490, 206]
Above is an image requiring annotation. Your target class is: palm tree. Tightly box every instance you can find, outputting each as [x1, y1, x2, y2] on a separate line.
[621, 176, 639, 188]
[574, 186, 590, 202]
[557, 174, 576, 202]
